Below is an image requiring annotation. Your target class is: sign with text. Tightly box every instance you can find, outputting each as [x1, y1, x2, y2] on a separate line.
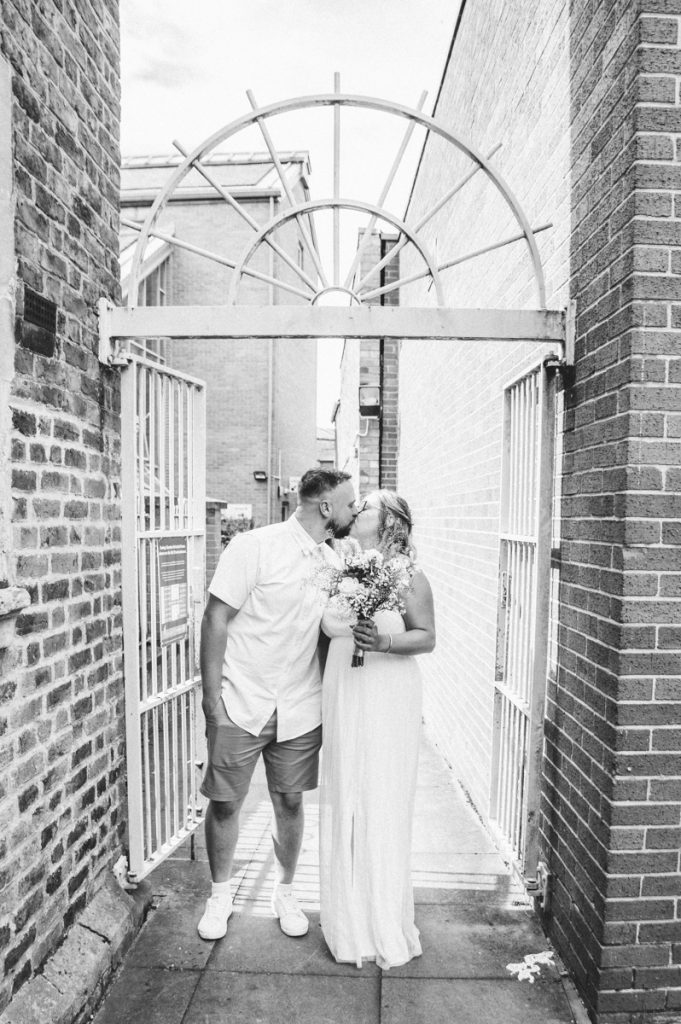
[157, 537, 189, 646]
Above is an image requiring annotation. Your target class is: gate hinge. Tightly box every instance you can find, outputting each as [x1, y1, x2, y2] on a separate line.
[98, 298, 133, 367]
[524, 860, 551, 913]
[112, 854, 138, 891]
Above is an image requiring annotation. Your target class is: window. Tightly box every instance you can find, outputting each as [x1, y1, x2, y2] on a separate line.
[137, 258, 169, 307]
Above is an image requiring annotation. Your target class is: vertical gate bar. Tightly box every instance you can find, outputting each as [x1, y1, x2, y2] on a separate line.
[121, 361, 145, 879]
[141, 710, 151, 858]
[502, 697, 513, 837]
[147, 367, 156, 531]
[511, 382, 519, 536]
[509, 384, 517, 536]
[191, 376, 206, 819]
[522, 367, 556, 880]
[500, 699, 509, 838]
[509, 704, 517, 855]
[157, 371, 166, 533]
[169, 376, 176, 529]
[152, 703, 162, 853]
[495, 696, 504, 829]
[178, 378, 185, 528]
[510, 541, 521, 695]
[162, 698, 171, 845]
[180, 689, 189, 827]
[513, 714, 522, 858]
[171, 682, 179, 836]
[137, 366, 146, 533]
[522, 543, 532, 705]
[526, 544, 536, 705]
[528, 376, 538, 535]
[520, 377, 528, 534]
[490, 688, 502, 818]
[149, 539, 159, 698]
[139, 540, 149, 703]
[514, 542, 523, 700]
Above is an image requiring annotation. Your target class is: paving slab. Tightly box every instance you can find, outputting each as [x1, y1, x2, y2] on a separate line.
[89, 732, 582, 1024]
[129, 898, 216, 969]
[392, 902, 554, 979]
[93, 966, 200, 1024]
[380, 977, 572, 1024]
[184, 971, 381, 1024]
[205, 911, 380, 976]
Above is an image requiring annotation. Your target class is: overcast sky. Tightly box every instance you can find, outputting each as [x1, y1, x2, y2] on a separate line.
[119, 0, 461, 425]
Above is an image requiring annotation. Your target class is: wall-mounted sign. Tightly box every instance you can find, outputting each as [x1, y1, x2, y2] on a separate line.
[157, 537, 189, 646]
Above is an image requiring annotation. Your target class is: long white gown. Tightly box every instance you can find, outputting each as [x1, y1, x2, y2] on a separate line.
[319, 605, 423, 969]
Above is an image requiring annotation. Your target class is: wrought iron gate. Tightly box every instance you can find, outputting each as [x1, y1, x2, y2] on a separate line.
[121, 354, 206, 881]
[490, 360, 557, 880]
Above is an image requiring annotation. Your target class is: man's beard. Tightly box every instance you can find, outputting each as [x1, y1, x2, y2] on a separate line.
[328, 517, 353, 539]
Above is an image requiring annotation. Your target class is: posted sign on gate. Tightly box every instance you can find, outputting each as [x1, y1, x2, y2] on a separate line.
[157, 537, 189, 645]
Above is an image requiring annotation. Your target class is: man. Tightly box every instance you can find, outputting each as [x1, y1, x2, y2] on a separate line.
[197, 467, 357, 941]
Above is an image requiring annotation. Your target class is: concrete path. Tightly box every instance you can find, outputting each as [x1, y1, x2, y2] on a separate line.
[93, 736, 582, 1024]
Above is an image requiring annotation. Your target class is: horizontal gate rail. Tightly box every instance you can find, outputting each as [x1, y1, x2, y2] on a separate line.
[99, 300, 566, 355]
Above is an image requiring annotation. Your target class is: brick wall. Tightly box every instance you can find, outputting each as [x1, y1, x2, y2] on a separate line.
[551, 3, 681, 1019]
[0, 1, 123, 1010]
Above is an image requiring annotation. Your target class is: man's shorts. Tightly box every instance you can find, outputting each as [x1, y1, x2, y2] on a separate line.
[200, 698, 322, 803]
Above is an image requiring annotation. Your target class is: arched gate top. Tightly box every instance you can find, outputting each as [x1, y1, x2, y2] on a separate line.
[124, 84, 550, 311]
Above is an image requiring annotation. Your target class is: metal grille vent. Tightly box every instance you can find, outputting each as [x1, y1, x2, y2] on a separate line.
[24, 289, 57, 333]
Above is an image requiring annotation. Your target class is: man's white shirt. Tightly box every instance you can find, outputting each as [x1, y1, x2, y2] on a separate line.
[209, 515, 340, 741]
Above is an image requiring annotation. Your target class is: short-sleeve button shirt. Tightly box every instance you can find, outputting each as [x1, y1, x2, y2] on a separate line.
[209, 515, 340, 741]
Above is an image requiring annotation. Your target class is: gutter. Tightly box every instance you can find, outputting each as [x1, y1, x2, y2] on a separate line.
[403, 0, 469, 220]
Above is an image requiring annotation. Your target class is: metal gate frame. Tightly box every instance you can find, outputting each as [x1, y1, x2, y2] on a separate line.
[490, 357, 557, 885]
[105, 86, 573, 885]
[120, 354, 206, 881]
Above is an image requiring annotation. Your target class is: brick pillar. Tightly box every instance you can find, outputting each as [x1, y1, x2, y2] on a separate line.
[545, 4, 681, 1019]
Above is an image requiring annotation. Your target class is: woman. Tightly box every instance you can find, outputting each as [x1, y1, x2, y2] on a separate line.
[319, 490, 436, 969]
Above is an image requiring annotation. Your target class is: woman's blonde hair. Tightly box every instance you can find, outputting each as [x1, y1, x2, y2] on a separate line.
[373, 490, 416, 561]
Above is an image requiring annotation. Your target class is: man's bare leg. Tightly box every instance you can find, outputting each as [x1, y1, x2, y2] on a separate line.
[269, 791, 309, 936]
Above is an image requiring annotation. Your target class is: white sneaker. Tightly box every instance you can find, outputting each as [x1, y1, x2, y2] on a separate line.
[197, 894, 233, 940]
[271, 889, 309, 937]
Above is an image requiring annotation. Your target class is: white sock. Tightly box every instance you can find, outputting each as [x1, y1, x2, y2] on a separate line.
[275, 882, 293, 895]
[211, 880, 231, 900]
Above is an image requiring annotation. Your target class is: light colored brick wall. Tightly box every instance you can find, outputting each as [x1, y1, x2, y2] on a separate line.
[0, 1, 122, 1009]
[402, 0, 569, 817]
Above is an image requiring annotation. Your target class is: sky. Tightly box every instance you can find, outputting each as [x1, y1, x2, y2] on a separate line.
[119, 0, 461, 425]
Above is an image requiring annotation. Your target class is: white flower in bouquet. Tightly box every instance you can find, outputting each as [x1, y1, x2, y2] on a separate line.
[322, 548, 415, 667]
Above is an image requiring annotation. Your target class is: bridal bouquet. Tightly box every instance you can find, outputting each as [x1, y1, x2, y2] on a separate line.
[321, 549, 414, 667]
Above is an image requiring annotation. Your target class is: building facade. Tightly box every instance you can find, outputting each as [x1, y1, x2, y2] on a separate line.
[120, 153, 319, 542]
[0, 1, 125, 1010]
[402, 2, 681, 1021]
[335, 230, 400, 494]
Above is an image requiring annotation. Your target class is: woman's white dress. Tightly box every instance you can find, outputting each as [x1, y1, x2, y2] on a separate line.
[319, 604, 422, 969]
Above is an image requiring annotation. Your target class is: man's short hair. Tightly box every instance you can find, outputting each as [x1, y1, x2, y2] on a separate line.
[298, 468, 352, 501]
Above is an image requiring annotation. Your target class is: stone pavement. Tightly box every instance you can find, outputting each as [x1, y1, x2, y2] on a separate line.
[93, 736, 585, 1024]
